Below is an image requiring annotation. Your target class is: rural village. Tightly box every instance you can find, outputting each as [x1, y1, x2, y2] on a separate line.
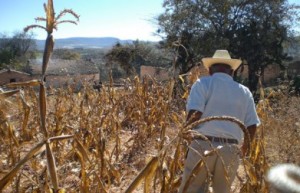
[1, 57, 299, 89]
[0, 0, 300, 193]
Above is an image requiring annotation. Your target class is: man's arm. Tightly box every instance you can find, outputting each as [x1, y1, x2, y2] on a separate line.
[242, 124, 257, 156]
[185, 110, 203, 126]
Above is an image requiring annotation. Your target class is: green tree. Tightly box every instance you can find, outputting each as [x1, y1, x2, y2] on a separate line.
[157, 0, 300, 92]
[0, 31, 37, 70]
[105, 40, 172, 76]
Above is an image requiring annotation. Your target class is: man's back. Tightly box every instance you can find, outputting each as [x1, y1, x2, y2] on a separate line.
[187, 73, 259, 143]
[179, 50, 260, 193]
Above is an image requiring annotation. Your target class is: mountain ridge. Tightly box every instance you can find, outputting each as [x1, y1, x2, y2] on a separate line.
[35, 37, 137, 50]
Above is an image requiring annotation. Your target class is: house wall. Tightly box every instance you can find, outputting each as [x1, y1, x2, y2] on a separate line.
[263, 65, 281, 83]
[239, 65, 281, 84]
[0, 71, 32, 86]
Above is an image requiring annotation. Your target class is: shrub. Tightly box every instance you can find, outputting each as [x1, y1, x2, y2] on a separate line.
[290, 75, 300, 94]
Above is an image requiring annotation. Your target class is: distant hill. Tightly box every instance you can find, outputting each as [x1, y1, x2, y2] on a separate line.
[35, 37, 134, 50]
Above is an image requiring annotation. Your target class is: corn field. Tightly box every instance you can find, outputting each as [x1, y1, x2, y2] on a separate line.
[0, 74, 299, 192]
[1, 0, 299, 192]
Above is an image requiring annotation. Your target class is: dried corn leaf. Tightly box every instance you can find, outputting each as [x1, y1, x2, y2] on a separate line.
[19, 91, 31, 131]
[0, 140, 46, 190]
[181, 90, 189, 99]
[5, 80, 40, 88]
[49, 188, 66, 193]
[75, 150, 89, 193]
[125, 156, 159, 193]
[0, 89, 19, 98]
[179, 75, 185, 83]
[46, 142, 59, 190]
[49, 135, 73, 141]
[253, 141, 261, 162]
[75, 138, 91, 162]
[243, 159, 258, 185]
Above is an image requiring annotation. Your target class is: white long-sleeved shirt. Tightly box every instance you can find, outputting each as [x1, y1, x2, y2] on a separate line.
[186, 73, 260, 144]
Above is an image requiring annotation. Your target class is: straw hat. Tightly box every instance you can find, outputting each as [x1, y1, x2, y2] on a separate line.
[202, 50, 242, 70]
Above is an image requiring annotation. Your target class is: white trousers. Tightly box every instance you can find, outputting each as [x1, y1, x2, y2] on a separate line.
[178, 140, 240, 193]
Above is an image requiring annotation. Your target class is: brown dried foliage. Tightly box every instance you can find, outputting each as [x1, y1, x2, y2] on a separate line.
[0, 76, 299, 192]
[1, 1, 299, 191]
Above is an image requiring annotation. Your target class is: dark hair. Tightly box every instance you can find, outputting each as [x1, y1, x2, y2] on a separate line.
[209, 63, 233, 75]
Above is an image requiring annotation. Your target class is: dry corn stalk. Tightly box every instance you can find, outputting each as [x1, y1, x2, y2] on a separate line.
[1, 65, 292, 192]
[22, 0, 79, 191]
[239, 78, 269, 193]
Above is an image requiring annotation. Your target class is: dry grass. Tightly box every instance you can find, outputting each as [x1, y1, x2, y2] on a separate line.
[263, 88, 300, 165]
[0, 76, 299, 192]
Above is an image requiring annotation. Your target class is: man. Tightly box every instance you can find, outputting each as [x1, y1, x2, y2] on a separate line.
[178, 50, 260, 193]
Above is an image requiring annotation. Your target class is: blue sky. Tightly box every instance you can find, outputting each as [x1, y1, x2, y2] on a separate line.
[0, 0, 164, 41]
[0, 0, 299, 41]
